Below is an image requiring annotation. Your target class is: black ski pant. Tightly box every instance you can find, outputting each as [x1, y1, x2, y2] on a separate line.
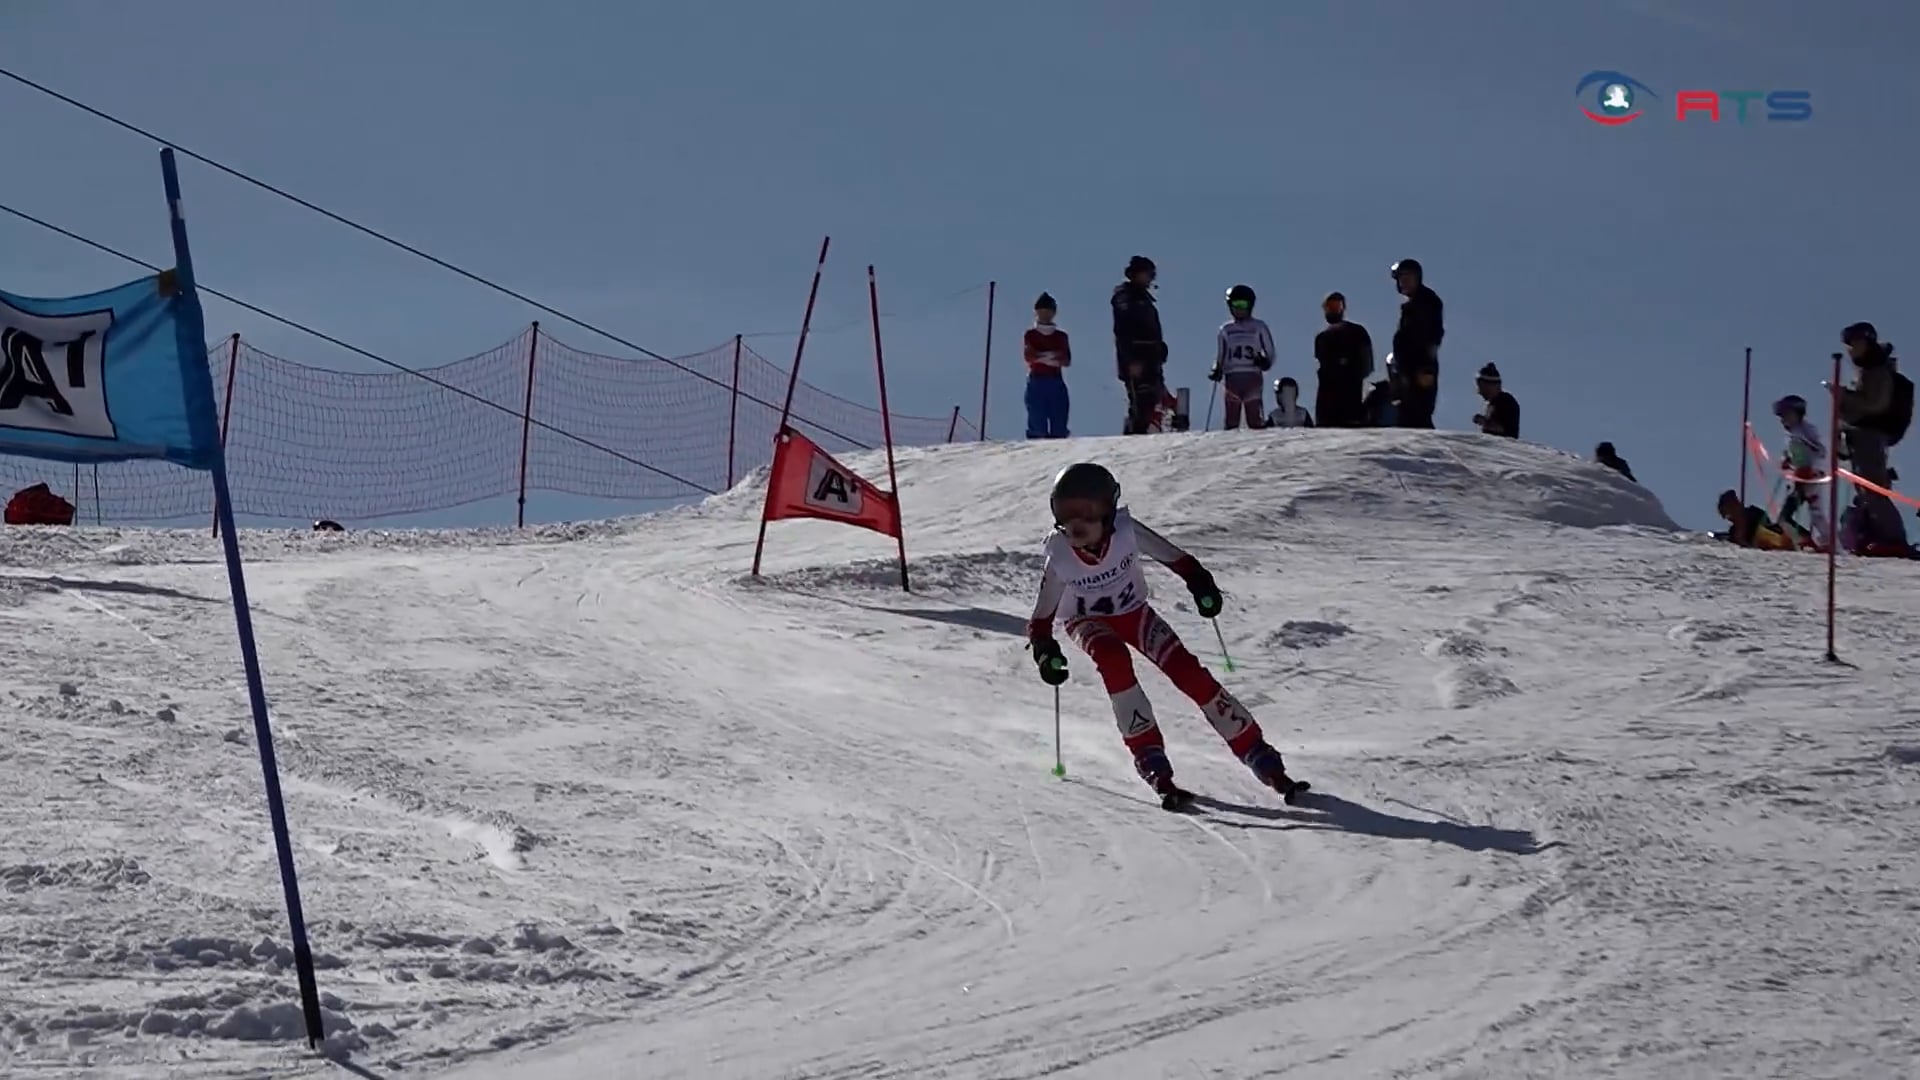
[1397, 369, 1438, 428]
[1122, 365, 1166, 435]
[1315, 373, 1366, 428]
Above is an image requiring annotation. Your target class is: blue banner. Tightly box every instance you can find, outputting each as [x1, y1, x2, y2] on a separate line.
[0, 271, 220, 470]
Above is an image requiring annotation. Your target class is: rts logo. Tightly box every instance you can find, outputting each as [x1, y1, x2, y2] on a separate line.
[1574, 70, 1812, 125]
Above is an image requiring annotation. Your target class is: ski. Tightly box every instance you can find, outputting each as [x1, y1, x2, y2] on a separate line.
[1160, 779, 1311, 813]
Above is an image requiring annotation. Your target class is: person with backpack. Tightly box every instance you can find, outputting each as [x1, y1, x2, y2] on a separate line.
[1836, 322, 1911, 551]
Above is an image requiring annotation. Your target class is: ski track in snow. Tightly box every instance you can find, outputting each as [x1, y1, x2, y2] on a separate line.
[0, 429, 1917, 1078]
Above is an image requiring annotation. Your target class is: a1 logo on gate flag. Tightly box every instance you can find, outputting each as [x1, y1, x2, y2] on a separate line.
[0, 298, 116, 440]
[760, 427, 902, 539]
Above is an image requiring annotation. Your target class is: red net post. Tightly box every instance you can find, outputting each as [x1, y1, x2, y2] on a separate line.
[212, 332, 240, 537]
[516, 322, 540, 528]
[1738, 346, 1752, 506]
[977, 280, 995, 441]
[754, 235, 832, 578]
[1825, 351, 1841, 663]
[727, 334, 743, 489]
[867, 265, 910, 592]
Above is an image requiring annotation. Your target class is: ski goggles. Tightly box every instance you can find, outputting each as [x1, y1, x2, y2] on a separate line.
[1227, 299, 1253, 313]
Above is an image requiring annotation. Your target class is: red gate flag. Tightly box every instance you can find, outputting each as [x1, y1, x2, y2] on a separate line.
[760, 427, 902, 538]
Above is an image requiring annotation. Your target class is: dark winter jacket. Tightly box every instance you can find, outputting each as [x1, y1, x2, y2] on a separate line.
[1362, 379, 1397, 426]
[1840, 344, 1897, 428]
[1314, 320, 1374, 383]
[1391, 285, 1444, 376]
[1598, 454, 1636, 482]
[1475, 391, 1520, 438]
[1111, 283, 1167, 381]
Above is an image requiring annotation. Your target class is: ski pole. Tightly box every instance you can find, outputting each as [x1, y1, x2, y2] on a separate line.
[1050, 684, 1066, 777]
[1212, 619, 1236, 672]
[1203, 380, 1218, 432]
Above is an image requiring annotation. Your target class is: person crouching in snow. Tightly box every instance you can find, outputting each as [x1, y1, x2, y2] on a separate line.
[1266, 376, 1314, 428]
[1026, 462, 1308, 809]
[1023, 292, 1071, 438]
[1773, 394, 1830, 550]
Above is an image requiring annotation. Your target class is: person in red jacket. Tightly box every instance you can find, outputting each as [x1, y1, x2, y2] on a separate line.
[1023, 292, 1071, 438]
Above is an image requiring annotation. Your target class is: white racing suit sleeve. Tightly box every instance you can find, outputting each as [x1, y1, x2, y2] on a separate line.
[1027, 563, 1067, 640]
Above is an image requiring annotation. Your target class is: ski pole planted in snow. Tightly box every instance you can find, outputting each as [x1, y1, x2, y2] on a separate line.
[1050, 684, 1066, 777]
[1212, 620, 1236, 672]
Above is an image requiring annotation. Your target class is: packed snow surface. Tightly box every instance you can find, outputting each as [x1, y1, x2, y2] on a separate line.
[2, 428, 1918, 1079]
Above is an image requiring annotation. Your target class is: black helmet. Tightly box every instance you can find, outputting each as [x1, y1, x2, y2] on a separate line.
[1225, 283, 1256, 308]
[1125, 255, 1157, 279]
[1842, 321, 1878, 346]
[1390, 258, 1423, 280]
[1050, 462, 1121, 526]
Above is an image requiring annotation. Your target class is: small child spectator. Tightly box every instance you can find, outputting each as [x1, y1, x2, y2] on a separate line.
[1023, 292, 1071, 439]
[1266, 377, 1315, 428]
[1772, 394, 1829, 550]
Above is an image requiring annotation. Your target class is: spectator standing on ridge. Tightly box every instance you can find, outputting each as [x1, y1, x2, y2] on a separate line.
[1835, 321, 1911, 551]
[1208, 283, 1274, 430]
[1112, 256, 1168, 435]
[1470, 363, 1519, 438]
[1267, 377, 1314, 428]
[1389, 259, 1444, 428]
[1594, 442, 1636, 481]
[1023, 292, 1071, 439]
[1313, 291, 1373, 427]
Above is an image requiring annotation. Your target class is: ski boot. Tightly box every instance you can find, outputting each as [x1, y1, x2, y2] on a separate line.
[1135, 749, 1194, 811]
[1246, 744, 1310, 805]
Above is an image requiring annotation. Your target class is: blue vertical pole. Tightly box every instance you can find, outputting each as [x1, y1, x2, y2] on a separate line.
[160, 148, 325, 1050]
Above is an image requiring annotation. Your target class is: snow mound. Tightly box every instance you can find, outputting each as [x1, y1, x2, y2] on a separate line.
[8, 427, 1920, 1080]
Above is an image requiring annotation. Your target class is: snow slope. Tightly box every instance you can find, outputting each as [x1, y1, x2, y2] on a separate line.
[3, 428, 1919, 1079]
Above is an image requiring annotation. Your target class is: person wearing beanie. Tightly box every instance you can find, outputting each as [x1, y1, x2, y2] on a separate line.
[1112, 256, 1169, 435]
[1023, 292, 1072, 439]
[1470, 362, 1519, 438]
[1594, 442, 1636, 482]
[1312, 291, 1373, 428]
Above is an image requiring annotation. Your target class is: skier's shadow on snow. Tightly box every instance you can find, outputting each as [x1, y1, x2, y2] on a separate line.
[1193, 793, 1557, 855]
[862, 604, 1031, 637]
[1, 573, 221, 603]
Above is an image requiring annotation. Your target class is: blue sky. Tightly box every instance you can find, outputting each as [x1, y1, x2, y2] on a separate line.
[2, 0, 1913, 531]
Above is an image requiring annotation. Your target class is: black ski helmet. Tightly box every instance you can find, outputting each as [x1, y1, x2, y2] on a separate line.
[1050, 462, 1121, 527]
[1390, 258, 1423, 281]
[1225, 283, 1256, 309]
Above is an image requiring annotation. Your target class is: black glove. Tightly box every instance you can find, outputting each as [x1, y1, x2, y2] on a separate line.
[1254, 353, 1272, 372]
[1187, 567, 1223, 619]
[1207, 363, 1223, 383]
[1031, 636, 1069, 685]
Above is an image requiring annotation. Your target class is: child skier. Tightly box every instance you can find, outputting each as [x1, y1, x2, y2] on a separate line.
[1208, 284, 1275, 430]
[1023, 293, 1071, 439]
[1026, 462, 1308, 809]
[1773, 394, 1830, 550]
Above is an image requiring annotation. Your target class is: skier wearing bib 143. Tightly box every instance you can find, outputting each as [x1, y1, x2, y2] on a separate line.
[1026, 463, 1309, 809]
